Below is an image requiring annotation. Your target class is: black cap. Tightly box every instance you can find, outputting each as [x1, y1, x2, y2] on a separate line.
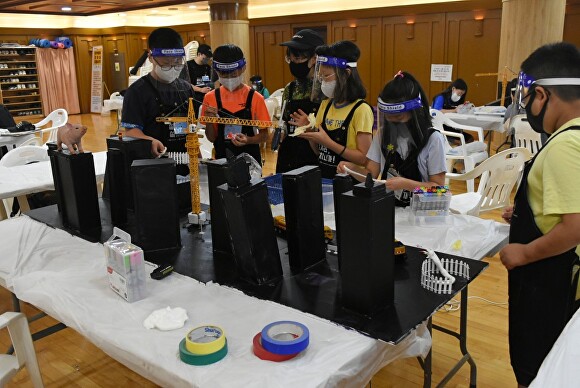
[197, 44, 212, 58]
[280, 29, 324, 50]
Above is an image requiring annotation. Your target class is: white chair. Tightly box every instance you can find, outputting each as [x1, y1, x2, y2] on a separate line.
[446, 147, 531, 216]
[184, 40, 199, 62]
[512, 114, 542, 157]
[24, 109, 68, 146]
[264, 96, 279, 123]
[196, 129, 213, 159]
[0, 312, 44, 387]
[430, 109, 488, 192]
[0, 145, 49, 216]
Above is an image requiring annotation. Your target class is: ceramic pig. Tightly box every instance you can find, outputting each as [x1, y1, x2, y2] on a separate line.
[57, 123, 87, 154]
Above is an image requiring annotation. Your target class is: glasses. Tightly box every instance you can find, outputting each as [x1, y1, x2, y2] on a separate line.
[285, 55, 309, 64]
[152, 57, 184, 71]
[316, 72, 335, 82]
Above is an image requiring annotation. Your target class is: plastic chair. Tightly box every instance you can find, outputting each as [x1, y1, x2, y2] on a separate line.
[196, 129, 213, 159]
[0, 312, 44, 387]
[32, 108, 68, 145]
[512, 114, 542, 157]
[430, 109, 488, 192]
[184, 40, 199, 62]
[264, 97, 279, 123]
[446, 147, 531, 216]
[0, 145, 49, 216]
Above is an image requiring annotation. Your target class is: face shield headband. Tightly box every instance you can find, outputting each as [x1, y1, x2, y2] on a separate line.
[315, 55, 357, 69]
[150, 48, 185, 57]
[213, 58, 246, 73]
[378, 95, 423, 114]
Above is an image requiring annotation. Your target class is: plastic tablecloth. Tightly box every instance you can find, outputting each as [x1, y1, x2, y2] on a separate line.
[0, 216, 431, 387]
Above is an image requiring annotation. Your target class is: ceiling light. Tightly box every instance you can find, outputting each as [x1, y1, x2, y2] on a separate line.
[189, 5, 197, 8]
[62, 6, 72, 11]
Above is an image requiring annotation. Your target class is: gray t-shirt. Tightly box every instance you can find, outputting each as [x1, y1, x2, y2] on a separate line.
[367, 129, 447, 181]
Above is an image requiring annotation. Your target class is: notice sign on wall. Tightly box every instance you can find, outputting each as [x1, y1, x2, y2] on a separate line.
[430, 64, 453, 82]
[90, 45, 104, 113]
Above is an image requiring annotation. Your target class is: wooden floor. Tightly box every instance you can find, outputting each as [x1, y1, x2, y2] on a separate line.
[0, 113, 517, 387]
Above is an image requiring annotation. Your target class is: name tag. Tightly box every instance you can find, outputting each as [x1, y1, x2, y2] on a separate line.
[173, 122, 188, 135]
[224, 124, 242, 140]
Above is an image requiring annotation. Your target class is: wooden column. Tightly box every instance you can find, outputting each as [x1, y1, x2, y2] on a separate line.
[208, 0, 251, 81]
[498, 0, 566, 79]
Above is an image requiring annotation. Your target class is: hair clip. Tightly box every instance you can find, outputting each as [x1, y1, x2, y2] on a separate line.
[394, 70, 404, 79]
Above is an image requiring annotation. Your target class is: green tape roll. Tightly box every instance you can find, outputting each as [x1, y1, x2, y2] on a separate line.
[179, 338, 228, 365]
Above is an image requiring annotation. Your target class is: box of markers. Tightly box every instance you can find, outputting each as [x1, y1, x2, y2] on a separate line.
[104, 229, 147, 302]
[409, 186, 451, 226]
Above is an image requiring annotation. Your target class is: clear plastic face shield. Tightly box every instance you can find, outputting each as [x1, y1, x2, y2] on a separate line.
[508, 71, 580, 132]
[149, 47, 190, 85]
[311, 55, 357, 102]
[212, 58, 246, 92]
[377, 95, 424, 160]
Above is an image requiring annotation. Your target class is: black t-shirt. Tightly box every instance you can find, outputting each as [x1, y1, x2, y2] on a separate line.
[186, 59, 213, 112]
[121, 74, 195, 140]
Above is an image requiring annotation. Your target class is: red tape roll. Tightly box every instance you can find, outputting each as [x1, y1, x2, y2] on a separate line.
[252, 333, 299, 362]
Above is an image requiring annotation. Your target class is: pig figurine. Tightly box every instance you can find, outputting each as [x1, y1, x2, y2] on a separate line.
[57, 123, 87, 154]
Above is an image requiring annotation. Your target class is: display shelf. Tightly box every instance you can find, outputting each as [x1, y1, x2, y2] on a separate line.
[0, 46, 43, 118]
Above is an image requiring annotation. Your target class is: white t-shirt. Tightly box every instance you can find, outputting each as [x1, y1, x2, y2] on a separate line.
[367, 129, 447, 181]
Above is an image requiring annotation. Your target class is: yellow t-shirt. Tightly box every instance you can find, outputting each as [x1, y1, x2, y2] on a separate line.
[315, 99, 374, 151]
[527, 117, 580, 255]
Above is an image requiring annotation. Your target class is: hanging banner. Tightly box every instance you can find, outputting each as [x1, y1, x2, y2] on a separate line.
[90, 45, 104, 113]
[430, 64, 453, 82]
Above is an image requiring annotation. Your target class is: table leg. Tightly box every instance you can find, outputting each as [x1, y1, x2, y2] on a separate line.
[0, 200, 7, 220]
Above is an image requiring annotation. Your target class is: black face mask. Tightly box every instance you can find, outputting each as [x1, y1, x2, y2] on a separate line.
[524, 88, 549, 134]
[289, 61, 311, 79]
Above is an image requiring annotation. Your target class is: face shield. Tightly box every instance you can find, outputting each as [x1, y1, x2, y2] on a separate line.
[311, 55, 357, 102]
[149, 47, 190, 85]
[377, 95, 424, 160]
[212, 58, 246, 92]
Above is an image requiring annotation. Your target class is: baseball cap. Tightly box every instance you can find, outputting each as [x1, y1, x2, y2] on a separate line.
[197, 44, 213, 58]
[280, 29, 324, 50]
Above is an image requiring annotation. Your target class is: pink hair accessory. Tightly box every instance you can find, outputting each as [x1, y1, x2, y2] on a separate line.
[394, 70, 404, 79]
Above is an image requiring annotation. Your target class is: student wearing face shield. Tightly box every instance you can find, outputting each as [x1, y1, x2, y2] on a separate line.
[291, 40, 373, 179]
[200, 44, 270, 165]
[431, 78, 468, 113]
[499, 42, 580, 388]
[275, 29, 324, 173]
[338, 71, 447, 206]
[121, 27, 195, 158]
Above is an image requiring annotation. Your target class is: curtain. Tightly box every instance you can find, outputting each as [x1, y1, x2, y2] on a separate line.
[36, 48, 81, 115]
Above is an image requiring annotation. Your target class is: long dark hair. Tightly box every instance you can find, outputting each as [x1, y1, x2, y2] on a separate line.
[379, 71, 432, 149]
[442, 78, 468, 104]
[315, 41, 366, 103]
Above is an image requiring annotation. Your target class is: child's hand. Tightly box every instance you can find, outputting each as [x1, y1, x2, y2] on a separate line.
[500, 243, 528, 270]
[232, 133, 248, 147]
[502, 206, 514, 224]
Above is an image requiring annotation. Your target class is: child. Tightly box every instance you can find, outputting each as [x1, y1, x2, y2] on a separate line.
[201, 44, 270, 165]
[500, 42, 580, 387]
[249, 75, 270, 98]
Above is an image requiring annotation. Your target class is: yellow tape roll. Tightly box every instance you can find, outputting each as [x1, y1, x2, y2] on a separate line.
[185, 325, 226, 355]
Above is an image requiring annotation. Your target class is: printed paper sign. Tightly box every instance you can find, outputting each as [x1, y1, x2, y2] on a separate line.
[430, 64, 453, 82]
[91, 45, 104, 113]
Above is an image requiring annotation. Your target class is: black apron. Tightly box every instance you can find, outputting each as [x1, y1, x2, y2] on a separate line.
[143, 76, 189, 175]
[318, 99, 366, 179]
[381, 128, 437, 207]
[275, 82, 320, 173]
[213, 88, 262, 165]
[508, 125, 580, 386]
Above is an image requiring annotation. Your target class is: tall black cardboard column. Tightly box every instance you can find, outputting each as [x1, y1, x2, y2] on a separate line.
[131, 159, 181, 252]
[206, 158, 232, 256]
[217, 156, 282, 284]
[332, 174, 354, 269]
[49, 150, 101, 234]
[106, 148, 127, 226]
[282, 166, 326, 271]
[104, 136, 151, 210]
[339, 177, 395, 314]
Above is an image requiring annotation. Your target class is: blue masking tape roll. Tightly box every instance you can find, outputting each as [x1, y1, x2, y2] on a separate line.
[260, 321, 309, 355]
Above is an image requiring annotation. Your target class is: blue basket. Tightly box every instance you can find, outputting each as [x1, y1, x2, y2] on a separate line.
[264, 174, 333, 205]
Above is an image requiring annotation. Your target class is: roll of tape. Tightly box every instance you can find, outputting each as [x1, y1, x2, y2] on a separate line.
[261, 321, 309, 355]
[252, 332, 300, 362]
[185, 325, 226, 355]
[179, 338, 228, 365]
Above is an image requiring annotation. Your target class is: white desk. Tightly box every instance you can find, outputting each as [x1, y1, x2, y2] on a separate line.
[0, 151, 107, 219]
[445, 112, 505, 133]
[0, 216, 430, 387]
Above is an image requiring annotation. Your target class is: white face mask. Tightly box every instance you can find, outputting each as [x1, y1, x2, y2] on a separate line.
[451, 92, 461, 103]
[321, 80, 336, 98]
[154, 66, 181, 84]
[219, 75, 243, 91]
